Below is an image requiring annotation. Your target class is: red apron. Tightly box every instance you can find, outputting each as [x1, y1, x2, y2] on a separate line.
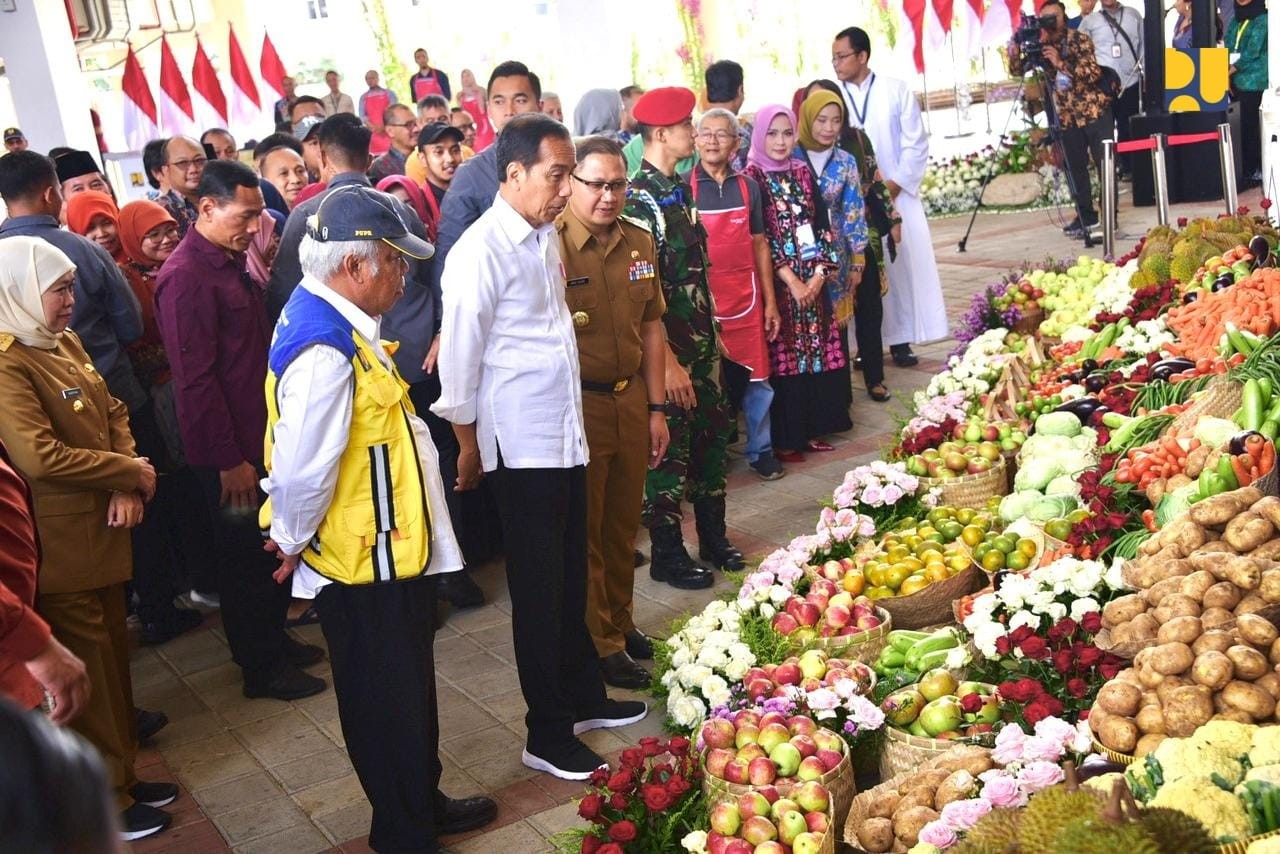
[412, 73, 445, 101]
[692, 175, 770, 377]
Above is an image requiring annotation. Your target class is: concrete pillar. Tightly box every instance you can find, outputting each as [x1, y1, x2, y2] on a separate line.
[0, 0, 98, 155]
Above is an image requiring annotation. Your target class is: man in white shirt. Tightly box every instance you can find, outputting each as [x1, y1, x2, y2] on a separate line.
[322, 70, 357, 117]
[1080, 0, 1143, 180]
[832, 26, 947, 366]
[261, 186, 496, 848]
[433, 113, 646, 781]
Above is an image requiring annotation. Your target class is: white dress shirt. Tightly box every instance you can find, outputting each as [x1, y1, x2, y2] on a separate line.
[262, 275, 463, 600]
[432, 194, 589, 472]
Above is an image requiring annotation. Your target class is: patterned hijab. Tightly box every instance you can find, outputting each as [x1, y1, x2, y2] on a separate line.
[798, 90, 845, 153]
[0, 236, 77, 349]
[747, 104, 799, 173]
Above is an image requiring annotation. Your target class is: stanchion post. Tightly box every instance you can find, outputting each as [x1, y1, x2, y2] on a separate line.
[1152, 133, 1170, 226]
[1219, 122, 1239, 215]
[1101, 139, 1117, 260]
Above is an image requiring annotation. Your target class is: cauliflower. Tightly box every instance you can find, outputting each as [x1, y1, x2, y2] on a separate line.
[1190, 720, 1255, 756]
[1150, 778, 1252, 841]
[1151, 738, 1246, 788]
[1082, 772, 1126, 794]
[1245, 764, 1280, 786]
[1251, 726, 1280, 768]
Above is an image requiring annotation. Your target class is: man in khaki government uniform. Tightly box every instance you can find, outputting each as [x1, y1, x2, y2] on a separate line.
[555, 136, 669, 690]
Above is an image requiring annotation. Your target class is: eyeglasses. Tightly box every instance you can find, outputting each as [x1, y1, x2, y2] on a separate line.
[831, 50, 859, 64]
[142, 225, 180, 243]
[386, 121, 418, 129]
[571, 174, 628, 195]
[697, 130, 737, 142]
[168, 157, 208, 172]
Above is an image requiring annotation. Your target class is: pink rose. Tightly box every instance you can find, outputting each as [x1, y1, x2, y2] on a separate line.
[940, 797, 992, 831]
[1032, 716, 1078, 751]
[1018, 734, 1065, 764]
[990, 724, 1026, 766]
[1017, 761, 1065, 794]
[918, 820, 958, 849]
[979, 772, 1027, 808]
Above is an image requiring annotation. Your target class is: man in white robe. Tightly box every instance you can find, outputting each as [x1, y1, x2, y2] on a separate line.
[833, 26, 947, 366]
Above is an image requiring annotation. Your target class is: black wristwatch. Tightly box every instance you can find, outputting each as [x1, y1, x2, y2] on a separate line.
[648, 403, 666, 412]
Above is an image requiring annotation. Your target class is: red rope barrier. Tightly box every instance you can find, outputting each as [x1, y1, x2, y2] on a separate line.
[1115, 138, 1158, 154]
[1167, 131, 1220, 146]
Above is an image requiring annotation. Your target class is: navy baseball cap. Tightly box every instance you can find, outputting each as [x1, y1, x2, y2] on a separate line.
[293, 114, 323, 142]
[3, 128, 22, 142]
[307, 185, 434, 260]
[417, 122, 464, 147]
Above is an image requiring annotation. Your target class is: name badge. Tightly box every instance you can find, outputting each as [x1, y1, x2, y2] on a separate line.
[567, 276, 590, 288]
[795, 222, 819, 261]
[1111, 43, 1122, 58]
[61, 387, 83, 400]
[628, 260, 655, 281]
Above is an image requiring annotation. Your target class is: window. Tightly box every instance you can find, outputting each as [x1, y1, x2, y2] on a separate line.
[306, 0, 328, 19]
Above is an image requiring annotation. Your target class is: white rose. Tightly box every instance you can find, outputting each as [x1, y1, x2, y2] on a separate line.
[672, 694, 707, 729]
[682, 831, 710, 854]
[701, 675, 731, 709]
[1069, 597, 1100, 622]
[670, 647, 692, 669]
[758, 603, 776, 620]
[1008, 610, 1040, 633]
[724, 658, 751, 681]
[973, 622, 1008, 659]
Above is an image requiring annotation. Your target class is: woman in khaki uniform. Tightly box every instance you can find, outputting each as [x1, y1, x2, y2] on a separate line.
[0, 236, 174, 841]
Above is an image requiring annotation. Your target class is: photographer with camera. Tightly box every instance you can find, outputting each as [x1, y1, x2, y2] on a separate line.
[1080, 0, 1143, 181]
[1009, 0, 1114, 239]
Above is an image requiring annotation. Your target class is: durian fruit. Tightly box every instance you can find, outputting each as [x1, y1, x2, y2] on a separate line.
[1169, 254, 1202, 284]
[1206, 231, 1243, 252]
[1136, 806, 1218, 854]
[1146, 224, 1177, 243]
[1018, 786, 1106, 854]
[1138, 254, 1171, 282]
[1055, 815, 1162, 854]
[953, 807, 1022, 853]
[1128, 270, 1156, 289]
[1138, 236, 1173, 263]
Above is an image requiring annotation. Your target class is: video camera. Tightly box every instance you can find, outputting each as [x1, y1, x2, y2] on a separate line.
[1014, 12, 1059, 69]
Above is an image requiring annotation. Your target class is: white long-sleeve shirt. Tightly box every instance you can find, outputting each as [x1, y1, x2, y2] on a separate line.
[262, 276, 462, 599]
[840, 72, 930, 197]
[431, 194, 589, 472]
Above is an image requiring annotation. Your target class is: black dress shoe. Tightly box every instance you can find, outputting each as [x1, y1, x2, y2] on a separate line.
[625, 628, 654, 660]
[436, 794, 498, 835]
[437, 571, 484, 609]
[633, 549, 647, 567]
[140, 608, 203, 646]
[136, 707, 169, 742]
[890, 345, 919, 368]
[283, 635, 325, 668]
[243, 664, 327, 701]
[599, 651, 651, 689]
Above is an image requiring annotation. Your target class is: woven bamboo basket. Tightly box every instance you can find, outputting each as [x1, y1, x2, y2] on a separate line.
[1090, 736, 1136, 766]
[879, 563, 986, 630]
[845, 744, 995, 850]
[701, 730, 856, 833]
[1012, 306, 1045, 336]
[1170, 379, 1244, 435]
[1220, 828, 1280, 854]
[803, 608, 893, 667]
[878, 684, 999, 779]
[915, 457, 1008, 511]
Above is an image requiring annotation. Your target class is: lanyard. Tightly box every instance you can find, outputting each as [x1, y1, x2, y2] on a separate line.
[1236, 19, 1251, 52]
[844, 73, 875, 127]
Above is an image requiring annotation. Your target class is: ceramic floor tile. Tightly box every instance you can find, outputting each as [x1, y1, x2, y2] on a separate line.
[270, 748, 355, 793]
[444, 819, 551, 853]
[231, 823, 331, 854]
[212, 795, 311, 846]
[291, 772, 368, 816]
[313, 799, 374, 844]
[192, 770, 287, 816]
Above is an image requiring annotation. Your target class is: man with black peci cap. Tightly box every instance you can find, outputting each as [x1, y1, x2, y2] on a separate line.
[414, 121, 464, 241]
[53, 149, 114, 203]
[3, 127, 27, 154]
[262, 184, 496, 851]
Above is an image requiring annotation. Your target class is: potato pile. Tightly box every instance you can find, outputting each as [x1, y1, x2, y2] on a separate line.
[850, 745, 993, 852]
[1102, 488, 1280, 650]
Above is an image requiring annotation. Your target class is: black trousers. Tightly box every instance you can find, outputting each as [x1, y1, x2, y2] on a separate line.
[1060, 110, 1113, 223]
[852, 249, 885, 389]
[1112, 82, 1141, 175]
[314, 575, 443, 853]
[191, 464, 290, 682]
[487, 460, 607, 747]
[1237, 89, 1264, 177]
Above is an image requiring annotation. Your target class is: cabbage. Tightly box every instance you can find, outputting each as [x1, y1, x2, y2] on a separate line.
[1045, 475, 1081, 497]
[1155, 483, 1197, 527]
[1193, 417, 1239, 450]
[1035, 411, 1082, 438]
[999, 490, 1043, 523]
[1029, 495, 1078, 522]
[1015, 458, 1064, 492]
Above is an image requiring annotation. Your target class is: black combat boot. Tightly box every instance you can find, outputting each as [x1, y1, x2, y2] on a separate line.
[648, 524, 714, 589]
[695, 497, 746, 571]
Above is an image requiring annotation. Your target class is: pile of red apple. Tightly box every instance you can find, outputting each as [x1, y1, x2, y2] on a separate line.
[705, 786, 830, 854]
[701, 710, 846, 792]
[769, 577, 883, 642]
[741, 648, 874, 703]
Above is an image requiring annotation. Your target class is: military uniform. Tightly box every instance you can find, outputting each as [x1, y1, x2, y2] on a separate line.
[556, 207, 665, 660]
[624, 160, 741, 577]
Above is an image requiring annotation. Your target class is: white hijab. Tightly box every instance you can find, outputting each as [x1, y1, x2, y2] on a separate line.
[0, 236, 77, 349]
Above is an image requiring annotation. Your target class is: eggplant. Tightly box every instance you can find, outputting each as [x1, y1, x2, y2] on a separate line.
[1150, 357, 1196, 382]
[1083, 372, 1109, 394]
[1250, 235, 1271, 268]
[1080, 358, 1100, 375]
[1230, 430, 1263, 455]
[1183, 290, 1199, 304]
[1212, 275, 1234, 292]
[1054, 397, 1104, 424]
[1063, 371, 1083, 384]
[1088, 406, 1112, 427]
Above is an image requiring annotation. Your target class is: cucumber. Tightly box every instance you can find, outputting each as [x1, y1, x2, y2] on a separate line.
[914, 648, 955, 672]
[904, 628, 960, 670]
[887, 630, 930, 653]
[878, 648, 906, 669]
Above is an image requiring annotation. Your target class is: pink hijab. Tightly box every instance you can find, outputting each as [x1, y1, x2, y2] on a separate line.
[748, 104, 801, 173]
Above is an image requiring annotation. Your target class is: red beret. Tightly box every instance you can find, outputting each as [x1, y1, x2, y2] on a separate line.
[632, 87, 696, 127]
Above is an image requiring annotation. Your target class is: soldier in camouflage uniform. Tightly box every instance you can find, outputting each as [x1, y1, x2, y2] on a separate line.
[622, 87, 744, 590]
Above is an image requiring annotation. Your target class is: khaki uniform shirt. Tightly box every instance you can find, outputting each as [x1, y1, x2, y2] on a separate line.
[555, 208, 666, 386]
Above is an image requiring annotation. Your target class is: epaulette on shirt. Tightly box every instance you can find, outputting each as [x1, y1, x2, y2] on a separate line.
[618, 214, 651, 234]
[0, 333, 13, 353]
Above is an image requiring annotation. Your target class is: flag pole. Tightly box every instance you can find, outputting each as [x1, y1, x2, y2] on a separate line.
[945, 33, 975, 139]
[982, 48, 992, 133]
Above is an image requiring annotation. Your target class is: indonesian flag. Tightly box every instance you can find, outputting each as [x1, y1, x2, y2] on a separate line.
[227, 24, 262, 137]
[902, 0, 928, 73]
[260, 32, 287, 98]
[958, 0, 986, 60]
[925, 0, 953, 56]
[191, 37, 228, 130]
[158, 37, 195, 135]
[983, 0, 1023, 48]
[121, 45, 159, 150]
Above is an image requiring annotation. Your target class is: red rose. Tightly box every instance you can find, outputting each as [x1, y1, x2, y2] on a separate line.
[1051, 648, 1075, 675]
[607, 771, 635, 793]
[1024, 698, 1053, 725]
[642, 783, 673, 811]
[960, 693, 984, 714]
[620, 748, 645, 769]
[582, 834, 603, 853]
[1018, 636, 1049, 660]
[1076, 646, 1103, 668]
[609, 820, 639, 843]
[666, 775, 692, 797]
[1066, 678, 1088, 698]
[1047, 618, 1077, 644]
[1009, 626, 1035, 644]
[1099, 659, 1122, 680]
[998, 680, 1034, 703]
[639, 737, 662, 757]
[609, 793, 627, 810]
[598, 845, 624, 854]
[589, 768, 609, 787]
[1080, 611, 1103, 633]
[578, 793, 605, 821]
[995, 635, 1012, 655]
[668, 736, 690, 757]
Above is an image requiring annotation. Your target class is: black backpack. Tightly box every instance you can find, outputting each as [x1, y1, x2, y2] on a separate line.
[1095, 65, 1123, 100]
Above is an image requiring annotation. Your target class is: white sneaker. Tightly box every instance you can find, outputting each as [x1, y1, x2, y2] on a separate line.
[188, 589, 220, 609]
[573, 699, 648, 735]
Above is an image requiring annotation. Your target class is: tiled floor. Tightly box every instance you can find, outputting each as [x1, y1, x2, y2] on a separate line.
[124, 185, 1264, 853]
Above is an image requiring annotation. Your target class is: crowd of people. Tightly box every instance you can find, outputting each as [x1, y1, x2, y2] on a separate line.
[0, 28, 954, 851]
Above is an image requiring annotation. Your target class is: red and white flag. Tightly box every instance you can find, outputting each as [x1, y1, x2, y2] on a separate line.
[958, 0, 986, 60]
[983, 0, 1024, 48]
[260, 32, 288, 99]
[227, 24, 263, 137]
[191, 37, 228, 130]
[158, 37, 195, 135]
[902, 0, 928, 73]
[121, 45, 159, 150]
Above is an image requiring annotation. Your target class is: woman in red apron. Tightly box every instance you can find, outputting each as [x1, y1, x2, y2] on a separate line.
[457, 69, 496, 152]
[689, 127, 784, 480]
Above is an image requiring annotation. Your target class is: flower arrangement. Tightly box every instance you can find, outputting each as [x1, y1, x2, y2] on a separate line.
[915, 717, 1093, 849]
[953, 281, 1025, 355]
[720, 675, 886, 751]
[655, 599, 754, 731]
[918, 328, 1011, 407]
[830, 462, 929, 533]
[897, 390, 972, 456]
[551, 735, 706, 854]
[919, 132, 1071, 218]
